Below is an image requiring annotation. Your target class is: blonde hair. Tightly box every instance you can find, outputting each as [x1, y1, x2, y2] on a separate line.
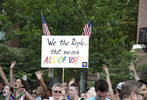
[86, 87, 96, 99]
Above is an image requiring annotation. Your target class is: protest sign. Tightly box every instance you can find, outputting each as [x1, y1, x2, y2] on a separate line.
[41, 36, 89, 68]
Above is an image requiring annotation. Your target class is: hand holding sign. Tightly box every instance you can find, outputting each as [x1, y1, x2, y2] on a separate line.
[62, 82, 67, 95]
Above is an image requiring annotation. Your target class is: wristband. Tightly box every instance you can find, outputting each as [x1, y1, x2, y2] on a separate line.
[23, 89, 26, 93]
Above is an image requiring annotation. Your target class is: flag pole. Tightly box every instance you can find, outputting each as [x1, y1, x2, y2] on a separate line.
[82, 32, 84, 36]
[62, 68, 64, 83]
[41, 12, 43, 16]
[92, 16, 94, 20]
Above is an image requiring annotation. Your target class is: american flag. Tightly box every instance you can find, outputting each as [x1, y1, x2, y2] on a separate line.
[41, 15, 50, 36]
[83, 20, 92, 37]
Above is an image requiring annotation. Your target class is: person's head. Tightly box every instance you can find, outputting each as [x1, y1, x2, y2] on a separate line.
[3, 85, 13, 97]
[86, 87, 96, 99]
[138, 80, 147, 100]
[37, 86, 43, 96]
[116, 82, 124, 99]
[32, 89, 38, 98]
[52, 83, 62, 100]
[120, 80, 147, 100]
[15, 79, 27, 89]
[95, 79, 109, 100]
[68, 83, 79, 99]
[80, 91, 86, 99]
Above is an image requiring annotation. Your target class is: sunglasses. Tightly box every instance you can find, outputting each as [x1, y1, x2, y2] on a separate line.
[54, 90, 62, 94]
[32, 92, 37, 94]
[134, 92, 144, 97]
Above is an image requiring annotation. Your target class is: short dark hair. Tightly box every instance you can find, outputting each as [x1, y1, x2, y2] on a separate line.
[120, 80, 144, 99]
[10, 86, 13, 92]
[138, 80, 147, 85]
[0, 79, 3, 84]
[80, 91, 87, 95]
[70, 83, 79, 92]
[18, 79, 29, 91]
[95, 79, 108, 92]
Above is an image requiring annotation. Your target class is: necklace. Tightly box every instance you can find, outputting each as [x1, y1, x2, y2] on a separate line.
[12, 89, 23, 99]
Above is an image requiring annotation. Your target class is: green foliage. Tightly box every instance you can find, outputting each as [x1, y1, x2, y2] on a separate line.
[136, 64, 147, 81]
[0, 44, 26, 79]
[0, 0, 141, 87]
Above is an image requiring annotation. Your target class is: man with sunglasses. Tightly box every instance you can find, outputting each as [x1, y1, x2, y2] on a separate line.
[120, 80, 147, 100]
[49, 83, 62, 100]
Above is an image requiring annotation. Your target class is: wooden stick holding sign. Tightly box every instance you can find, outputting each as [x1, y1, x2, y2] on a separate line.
[62, 68, 65, 100]
[62, 68, 64, 83]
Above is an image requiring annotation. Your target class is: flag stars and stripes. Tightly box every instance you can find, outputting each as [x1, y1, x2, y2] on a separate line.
[41, 15, 50, 36]
[83, 20, 92, 38]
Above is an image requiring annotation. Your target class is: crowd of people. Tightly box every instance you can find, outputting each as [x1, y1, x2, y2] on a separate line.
[0, 61, 146, 100]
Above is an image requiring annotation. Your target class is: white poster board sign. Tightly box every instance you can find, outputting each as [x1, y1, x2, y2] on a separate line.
[41, 36, 89, 68]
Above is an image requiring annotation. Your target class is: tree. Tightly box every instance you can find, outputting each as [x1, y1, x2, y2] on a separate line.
[0, 0, 140, 87]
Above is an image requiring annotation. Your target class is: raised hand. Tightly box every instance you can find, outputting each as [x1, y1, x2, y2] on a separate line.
[0, 65, 4, 76]
[62, 83, 66, 95]
[129, 62, 140, 81]
[62, 82, 68, 99]
[103, 65, 109, 75]
[68, 78, 75, 87]
[35, 71, 43, 80]
[0, 66, 2, 72]
[62, 82, 68, 92]
[10, 61, 16, 69]
[129, 62, 135, 72]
